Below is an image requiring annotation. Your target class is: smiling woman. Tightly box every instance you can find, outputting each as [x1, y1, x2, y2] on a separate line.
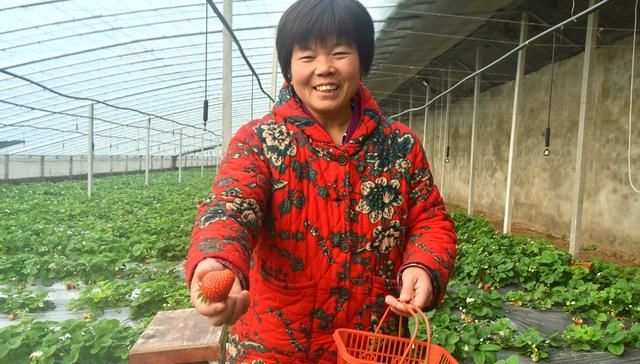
[185, 1, 457, 363]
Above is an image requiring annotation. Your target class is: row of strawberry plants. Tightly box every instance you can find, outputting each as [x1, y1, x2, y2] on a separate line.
[1, 171, 639, 363]
[422, 212, 640, 363]
[0, 170, 211, 363]
[0, 171, 206, 285]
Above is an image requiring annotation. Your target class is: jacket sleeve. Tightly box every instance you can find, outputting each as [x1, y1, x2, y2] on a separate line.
[400, 135, 457, 308]
[185, 122, 271, 289]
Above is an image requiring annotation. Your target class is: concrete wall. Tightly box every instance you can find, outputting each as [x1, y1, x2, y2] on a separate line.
[403, 35, 640, 256]
[1, 155, 217, 182]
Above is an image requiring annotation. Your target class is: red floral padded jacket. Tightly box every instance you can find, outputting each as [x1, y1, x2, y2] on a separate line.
[186, 84, 457, 364]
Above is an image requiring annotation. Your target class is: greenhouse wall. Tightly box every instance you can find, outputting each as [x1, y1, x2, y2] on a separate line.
[408, 35, 640, 256]
[1, 154, 216, 182]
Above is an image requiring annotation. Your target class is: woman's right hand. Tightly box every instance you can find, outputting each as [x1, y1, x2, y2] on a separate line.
[189, 258, 250, 326]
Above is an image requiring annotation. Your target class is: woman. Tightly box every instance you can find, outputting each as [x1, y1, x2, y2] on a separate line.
[186, 0, 457, 363]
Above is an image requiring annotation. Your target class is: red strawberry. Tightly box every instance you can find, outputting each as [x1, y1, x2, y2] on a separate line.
[483, 284, 490, 292]
[199, 269, 235, 303]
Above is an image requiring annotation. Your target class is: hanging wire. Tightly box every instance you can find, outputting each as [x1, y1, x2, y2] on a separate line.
[0, 122, 136, 142]
[0, 100, 171, 137]
[0, 0, 67, 12]
[628, 0, 640, 193]
[0, 68, 218, 137]
[390, 0, 612, 119]
[205, 0, 275, 103]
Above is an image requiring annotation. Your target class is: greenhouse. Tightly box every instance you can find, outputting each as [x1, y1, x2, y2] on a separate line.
[1, 0, 639, 363]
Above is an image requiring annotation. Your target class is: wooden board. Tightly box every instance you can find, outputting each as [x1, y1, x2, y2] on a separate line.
[129, 308, 224, 364]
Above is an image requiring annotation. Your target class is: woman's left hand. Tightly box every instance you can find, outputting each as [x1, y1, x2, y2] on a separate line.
[385, 267, 433, 316]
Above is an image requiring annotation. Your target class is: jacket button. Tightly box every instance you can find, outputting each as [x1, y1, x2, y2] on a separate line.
[340, 241, 350, 253]
[335, 154, 348, 166]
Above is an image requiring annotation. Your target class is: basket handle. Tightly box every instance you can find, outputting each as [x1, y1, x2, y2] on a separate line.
[373, 302, 432, 364]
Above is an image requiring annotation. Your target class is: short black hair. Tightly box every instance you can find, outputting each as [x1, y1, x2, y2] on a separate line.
[276, 0, 375, 83]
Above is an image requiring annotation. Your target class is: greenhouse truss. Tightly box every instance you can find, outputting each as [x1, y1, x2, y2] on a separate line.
[0, 0, 398, 159]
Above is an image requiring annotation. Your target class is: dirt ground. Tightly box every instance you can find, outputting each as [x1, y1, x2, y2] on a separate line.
[450, 206, 640, 268]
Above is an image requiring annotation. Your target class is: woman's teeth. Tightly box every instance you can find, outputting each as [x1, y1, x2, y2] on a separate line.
[315, 84, 338, 92]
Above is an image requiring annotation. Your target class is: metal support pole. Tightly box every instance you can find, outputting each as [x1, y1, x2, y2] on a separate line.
[4, 155, 9, 180]
[441, 65, 452, 197]
[430, 87, 437, 169]
[40, 155, 45, 179]
[216, 143, 221, 172]
[201, 132, 205, 177]
[178, 128, 183, 183]
[409, 88, 413, 130]
[88, 103, 94, 198]
[436, 74, 445, 177]
[125, 155, 128, 172]
[433, 77, 442, 177]
[222, 0, 232, 155]
[468, 46, 481, 215]
[110, 155, 113, 175]
[503, 12, 528, 234]
[251, 76, 254, 120]
[69, 156, 73, 176]
[270, 27, 278, 109]
[422, 86, 430, 151]
[570, 0, 598, 257]
[145, 117, 150, 186]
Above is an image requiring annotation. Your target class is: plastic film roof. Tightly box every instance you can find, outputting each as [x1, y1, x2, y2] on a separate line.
[0, 0, 399, 156]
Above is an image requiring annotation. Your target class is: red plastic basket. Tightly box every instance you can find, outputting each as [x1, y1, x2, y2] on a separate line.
[333, 303, 458, 364]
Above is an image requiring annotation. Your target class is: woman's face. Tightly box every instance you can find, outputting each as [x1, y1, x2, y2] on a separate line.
[290, 40, 361, 124]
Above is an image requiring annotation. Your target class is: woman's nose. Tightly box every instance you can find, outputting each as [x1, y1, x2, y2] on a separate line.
[314, 57, 335, 76]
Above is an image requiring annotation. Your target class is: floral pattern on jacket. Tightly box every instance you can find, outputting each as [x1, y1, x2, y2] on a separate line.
[186, 84, 457, 364]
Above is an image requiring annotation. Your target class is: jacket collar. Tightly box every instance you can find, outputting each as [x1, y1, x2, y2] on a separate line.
[272, 83, 385, 150]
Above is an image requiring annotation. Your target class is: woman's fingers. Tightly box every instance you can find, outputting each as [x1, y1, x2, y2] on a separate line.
[229, 290, 250, 323]
[385, 295, 413, 317]
[204, 291, 250, 326]
[400, 267, 434, 309]
[384, 268, 435, 316]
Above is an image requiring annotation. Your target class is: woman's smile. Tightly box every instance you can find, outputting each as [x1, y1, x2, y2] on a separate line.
[314, 83, 339, 93]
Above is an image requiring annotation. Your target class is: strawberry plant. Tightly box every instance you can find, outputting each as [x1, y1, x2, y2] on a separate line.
[0, 286, 55, 317]
[129, 278, 191, 319]
[444, 286, 505, 321]
[494, 355, 519, 364]
[67, 280, 135, 316]
[601, 318, 627, 355]
[0, 318, 143, 364]
[511, 328, 550, 362]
